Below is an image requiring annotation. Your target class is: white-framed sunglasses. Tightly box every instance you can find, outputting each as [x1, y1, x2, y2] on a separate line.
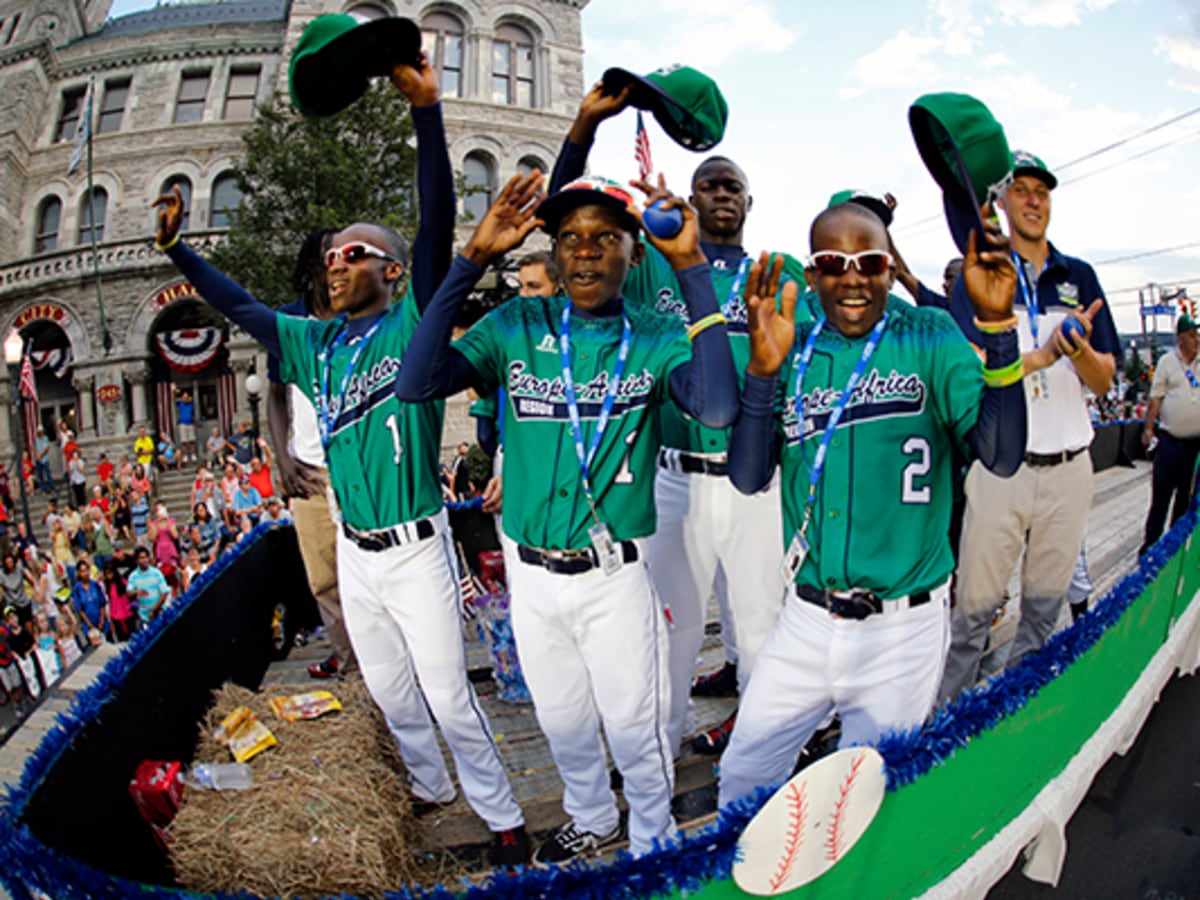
[324, 241, 398, 268]
[806, 250, 894, 278]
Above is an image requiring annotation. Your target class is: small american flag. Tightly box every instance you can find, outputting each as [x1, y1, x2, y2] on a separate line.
[18, 344, 37, 401]
[456, 542, 483, 622]
[635, 111, 653, 182]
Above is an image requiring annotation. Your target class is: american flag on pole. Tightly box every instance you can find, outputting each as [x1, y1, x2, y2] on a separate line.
[66, 79, 94, 176]
[635, 111, 653, 182]
[18, 343, 39, 456]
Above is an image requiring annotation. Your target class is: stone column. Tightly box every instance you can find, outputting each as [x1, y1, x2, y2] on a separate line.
[228, 355, 254, 423]
[124, 366, 151, 426]
[72, 373, 96, 441]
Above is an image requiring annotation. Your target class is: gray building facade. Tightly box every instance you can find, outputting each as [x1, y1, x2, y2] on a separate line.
[0, 0, 586, 472]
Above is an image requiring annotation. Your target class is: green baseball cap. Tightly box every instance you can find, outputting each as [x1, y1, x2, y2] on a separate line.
[909, 93, 1012, 253]
[1177, 314, 1198, 335]
[289, 14, 420, 118]
[601, 64, 728, 151]
[1011, 149, 1058, 189]
[828, 189, 894, 227]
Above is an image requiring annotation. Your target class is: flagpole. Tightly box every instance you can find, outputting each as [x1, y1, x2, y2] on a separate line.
[81, 77, 112, 355]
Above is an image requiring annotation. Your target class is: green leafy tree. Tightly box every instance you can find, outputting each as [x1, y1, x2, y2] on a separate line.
[208, 82, 419, 307]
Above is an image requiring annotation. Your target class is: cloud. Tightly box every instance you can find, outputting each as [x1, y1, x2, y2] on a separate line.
[586, 1, 799, 69]
[840, 30, 943, 99]
[981, 51, 1014, 68]
[994, 0, 1121, 27]
[1156, 34, 1200, 93]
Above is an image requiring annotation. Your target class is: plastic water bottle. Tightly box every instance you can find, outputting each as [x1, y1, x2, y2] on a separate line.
[180, 762, 253, 791]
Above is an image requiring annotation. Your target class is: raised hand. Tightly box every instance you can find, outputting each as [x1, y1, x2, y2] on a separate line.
[391, 50, 439, 107]
[962, 214, 1016, 323]
[745, 252, 799, 378]
[629, 175, 704, 271]
[569, 80, 634, 144]
[151, 184, 185, 248]
[461, 170, 545, 266]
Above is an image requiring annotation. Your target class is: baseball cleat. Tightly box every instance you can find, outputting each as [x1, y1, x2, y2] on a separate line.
[307, 655, 339, 679]
[533, 819, 624, 864]
[490, 825, 532, 869]
[690, 661, 738, 697]
[692, 709, 737, 755]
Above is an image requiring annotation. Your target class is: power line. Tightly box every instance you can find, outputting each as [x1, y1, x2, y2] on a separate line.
[1094, 240, 1200, 267]
[1057, 127, 1200, 189]
[1055, 104, 1200, 170]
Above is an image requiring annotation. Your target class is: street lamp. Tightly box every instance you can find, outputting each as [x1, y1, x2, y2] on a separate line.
[244, 372, 263, 459]
[3, 330, 34, 538]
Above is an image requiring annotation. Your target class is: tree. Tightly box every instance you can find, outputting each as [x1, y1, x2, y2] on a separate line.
[208, 82, 419, 307]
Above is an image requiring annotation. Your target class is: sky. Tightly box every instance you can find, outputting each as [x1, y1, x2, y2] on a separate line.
[108, 0, 1200, 338]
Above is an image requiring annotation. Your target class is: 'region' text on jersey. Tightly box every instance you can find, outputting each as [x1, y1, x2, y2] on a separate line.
[454, 293, 691, 551]
[277, 289, 446, 533]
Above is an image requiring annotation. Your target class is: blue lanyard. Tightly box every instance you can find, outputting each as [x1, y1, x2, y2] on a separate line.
[1182, 351, 1199, 389]
[792, 314, 888, 507]
[1012, 251, 1041, 348]
[559, 303, 632, 513]
[720, 256, 751, 319]
[317, 317, 386, 451]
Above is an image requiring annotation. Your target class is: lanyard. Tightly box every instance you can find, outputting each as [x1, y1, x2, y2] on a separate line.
[1182, 350, 1199, 389]
[317, 317, 386, 451]
[720, 256, 751, 319]
[1012, 251, 1041, 348]
[792, 314, 888, 514]
[559, 303, 632, 517]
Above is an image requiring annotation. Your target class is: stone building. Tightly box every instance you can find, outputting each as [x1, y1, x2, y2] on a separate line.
[0, 0, 586, 475]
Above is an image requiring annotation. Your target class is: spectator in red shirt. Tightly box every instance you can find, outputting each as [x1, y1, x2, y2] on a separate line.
[246, 441, 275, 500]
[87, 485, 110, 516]
[96, 453, 114, 488]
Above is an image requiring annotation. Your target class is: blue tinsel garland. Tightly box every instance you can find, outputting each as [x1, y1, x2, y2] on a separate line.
[0, 497, 1193, 900]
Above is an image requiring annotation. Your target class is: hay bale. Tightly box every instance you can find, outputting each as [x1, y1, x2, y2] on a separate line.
[170, 676, 442, 898]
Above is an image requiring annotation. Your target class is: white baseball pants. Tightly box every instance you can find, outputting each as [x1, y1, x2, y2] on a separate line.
[718, 583, 950, 808]
[337, 509, 523, 831]
[508, 539, 676, 856]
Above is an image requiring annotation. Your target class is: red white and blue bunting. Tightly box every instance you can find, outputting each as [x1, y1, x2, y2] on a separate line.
[31, 347, 72, 379]
[154, 328, 223, 373]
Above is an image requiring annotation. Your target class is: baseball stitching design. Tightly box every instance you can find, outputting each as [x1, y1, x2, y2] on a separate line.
[768, 781, 809, 893]
[823, 751, 865, 862]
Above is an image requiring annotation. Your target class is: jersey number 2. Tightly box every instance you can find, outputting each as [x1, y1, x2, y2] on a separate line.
[901, 436, 930, 504]
[384, 414, 403, 464]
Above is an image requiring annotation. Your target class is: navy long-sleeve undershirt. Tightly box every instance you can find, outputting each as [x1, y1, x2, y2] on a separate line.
[163, 101, 453, 353]
[394, 255, 739, 429]
[728, 327, 1025, 494]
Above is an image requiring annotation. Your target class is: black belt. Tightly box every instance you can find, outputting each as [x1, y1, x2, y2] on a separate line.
[658, 449, 728, 477]
[795, 584, 931, 620]
[517, 541, 638, 575]
[342, 518, 435, 552]
[1023, 447, 1087, 468]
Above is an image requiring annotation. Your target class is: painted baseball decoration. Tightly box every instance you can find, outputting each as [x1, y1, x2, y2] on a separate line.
[733, 747, 887, 896]
[1061, 317, 1085, 344]
[642, 198, 684, 239]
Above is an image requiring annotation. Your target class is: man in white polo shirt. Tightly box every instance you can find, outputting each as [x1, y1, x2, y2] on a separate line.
[1140, 314, 1200, 555]
[940, 151, 1121, 701]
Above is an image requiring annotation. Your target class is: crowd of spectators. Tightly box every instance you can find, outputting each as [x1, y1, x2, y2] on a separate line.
[0, 417, 283, 717]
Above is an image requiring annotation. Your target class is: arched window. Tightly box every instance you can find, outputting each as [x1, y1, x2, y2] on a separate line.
[517, 155, 546, 178]
[421, 12, 464, 98]
[161, 176, 193, 232]
[78, 187, 107, 244]
[209, 173, 242, 228]
[34, 196, 61, 253]
[463, 152, 494, 222]
[492, 23, 534, 107]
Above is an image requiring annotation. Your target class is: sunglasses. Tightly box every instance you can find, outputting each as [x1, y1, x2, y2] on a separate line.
[807, 250, 894, 278]
[324, 241, 397, 268]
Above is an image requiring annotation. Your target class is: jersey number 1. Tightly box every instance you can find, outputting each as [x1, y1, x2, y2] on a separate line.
[384, 414, 403, 464]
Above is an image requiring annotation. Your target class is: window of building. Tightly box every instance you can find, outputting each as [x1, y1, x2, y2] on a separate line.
[492, 24, 534, 107]
[346, 4, 387, 21]
[55, 86, 86, 142]
[78, 187, 107, 244]
[174, 71, 210, 124]
[34, 196, 61, 254]
[463, 152, 494, 222]
[222, 67, 260, 120]
[421, 12, 464, 98]
[162, 176, 193, 232]
[517, 155, 545, 178]
[209, 173, 242, 228]
[97, 78, 130, 135]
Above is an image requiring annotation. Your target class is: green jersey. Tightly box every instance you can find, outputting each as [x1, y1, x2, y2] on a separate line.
[277, 291, 445, 532]
[454, 293, 691, 550]
[776, 301, 983, 597]
[625, 243, 809, 453]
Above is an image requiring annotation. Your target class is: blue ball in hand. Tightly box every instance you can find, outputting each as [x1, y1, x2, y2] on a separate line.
[1061, 317, 1085, 344]
[642, 199, 684, 240]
